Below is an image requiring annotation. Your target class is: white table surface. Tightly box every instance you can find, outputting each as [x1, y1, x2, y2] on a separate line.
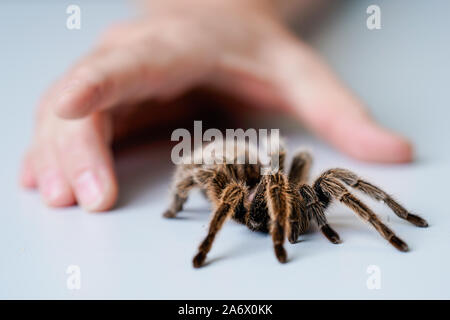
[0, 0, 449, 299]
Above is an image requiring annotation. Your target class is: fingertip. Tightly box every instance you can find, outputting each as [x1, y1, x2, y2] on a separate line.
[73, 168, 118, 212]
[274, 41, 414, 165]
[20, 155, 37, 189]
[55, 113, 118, 213]
[386, 134, 414, 163]
[20, 168, 37, 189]
[342, 121, 414, 163]
[39, 171, 76, 208]
[48, 193, 76, 208]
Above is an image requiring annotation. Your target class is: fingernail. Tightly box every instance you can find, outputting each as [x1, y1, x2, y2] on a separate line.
[75, 170, 104, 211]
[41, 172, 67, 204]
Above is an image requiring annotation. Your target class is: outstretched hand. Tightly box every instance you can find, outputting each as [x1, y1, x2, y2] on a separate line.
[21, 1, 412, 212]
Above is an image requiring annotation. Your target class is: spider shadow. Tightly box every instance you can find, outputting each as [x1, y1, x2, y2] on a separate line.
[326, 209, 413, 233]
[200, 256, 224, 268]
[165, 210, 211, 221]
[182, 207, 211, 214]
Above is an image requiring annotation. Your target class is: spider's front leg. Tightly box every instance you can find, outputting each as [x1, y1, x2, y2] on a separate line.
[264, 172, 293, 263]
[323, 168, 428, 227]
[298, 184, 341, 244]
[193, 181, 248, 268]
[314, 175, 410, 251]
[286, 151, 339, 244]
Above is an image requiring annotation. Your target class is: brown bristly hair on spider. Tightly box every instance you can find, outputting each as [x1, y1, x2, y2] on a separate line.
[162, 141, 428, 268]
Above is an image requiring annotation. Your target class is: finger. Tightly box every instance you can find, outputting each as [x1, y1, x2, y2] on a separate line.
[20, 150, 37, 189]
[275, 42, 413, 163]
[51, 28, 212, 119]
[54, 113, 118, 212]
[32, 146, 75, 207]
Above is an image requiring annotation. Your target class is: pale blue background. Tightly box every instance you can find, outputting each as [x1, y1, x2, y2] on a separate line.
[0, 1, 449, 299]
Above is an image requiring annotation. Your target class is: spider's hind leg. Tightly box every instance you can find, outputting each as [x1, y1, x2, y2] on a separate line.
[325, 168, 428, 227]
[163, 165, 197, 218]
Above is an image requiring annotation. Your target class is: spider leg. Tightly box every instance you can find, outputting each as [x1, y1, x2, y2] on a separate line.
[288, 151, 312, 185]
[246, 180, 305, 245]
[196, 166, 232, 202]
[265, 173, 292, 263]
[278, 141, 286, 173]
[314, 176, 409, 251]
[323, 168, 428, 227]
[261, 136, 286, 174]
[193, 182, 248, 268]
[285, 151, 315, 243]
[247, 179, 270, 232]
[287, 195, 309, 244]
[298, 184, 341, 244]
[163, 165, 197, 218]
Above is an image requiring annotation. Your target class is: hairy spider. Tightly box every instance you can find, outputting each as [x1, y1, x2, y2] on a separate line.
[163, 143, 428, 268]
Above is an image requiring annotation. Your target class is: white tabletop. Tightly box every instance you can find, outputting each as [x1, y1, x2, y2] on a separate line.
[1, 0, 449, 299]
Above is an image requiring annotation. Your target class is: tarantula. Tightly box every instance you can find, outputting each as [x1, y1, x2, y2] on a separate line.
[163, 143, 428, 268]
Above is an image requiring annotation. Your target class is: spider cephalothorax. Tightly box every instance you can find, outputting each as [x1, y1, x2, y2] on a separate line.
[163, 143, 428, 268]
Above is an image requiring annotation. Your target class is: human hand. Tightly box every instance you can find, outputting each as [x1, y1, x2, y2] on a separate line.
[20, 0, 412, 212]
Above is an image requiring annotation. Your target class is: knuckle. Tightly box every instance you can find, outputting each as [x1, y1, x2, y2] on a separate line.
[71, 65, 100, 83]
[99, 22, 131, 44]
[54, 129, 88, 158]
[70, 65, 110, 104]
